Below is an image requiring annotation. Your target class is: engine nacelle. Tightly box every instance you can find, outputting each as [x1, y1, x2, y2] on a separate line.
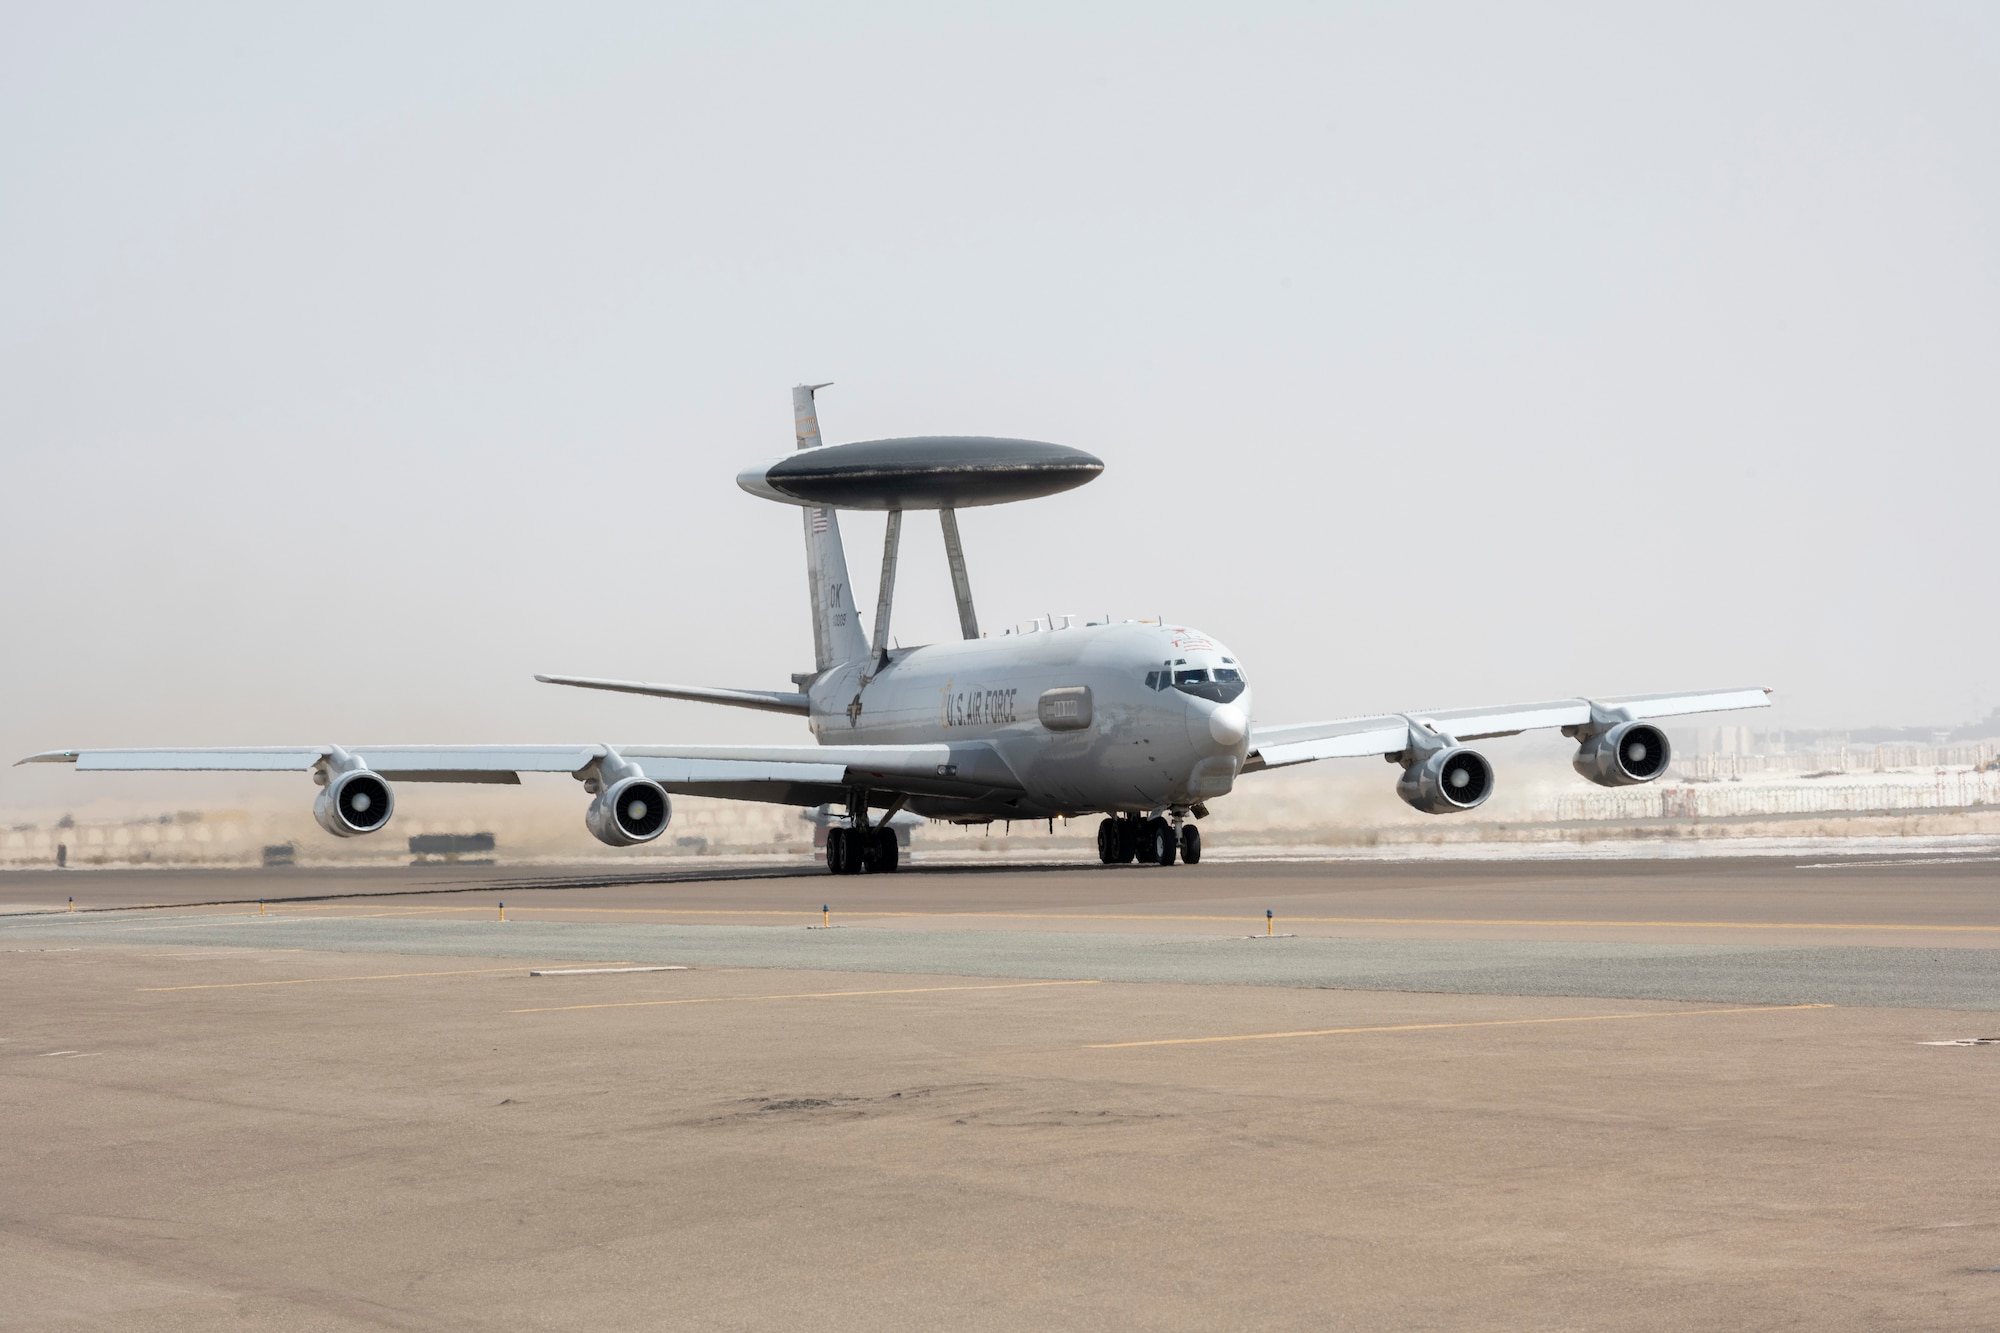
[313, 769, 395, 837]
[1573, 721, 1671, 787]
[1396, 747, 1493, 814]
[585, 776, 672, 847]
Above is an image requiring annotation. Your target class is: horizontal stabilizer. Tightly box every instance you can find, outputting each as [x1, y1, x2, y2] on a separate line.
[535, 674, 810, 716]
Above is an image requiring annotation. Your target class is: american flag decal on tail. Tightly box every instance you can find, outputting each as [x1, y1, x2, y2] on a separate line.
[811, 508, 829, 534]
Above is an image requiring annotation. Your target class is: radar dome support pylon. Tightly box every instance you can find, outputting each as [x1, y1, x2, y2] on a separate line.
[939, 506, 979, 641]
[752, 385, 1104, 668]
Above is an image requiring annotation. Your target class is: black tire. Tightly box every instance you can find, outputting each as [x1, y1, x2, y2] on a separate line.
[830, 826, 864, 876]
[1148, 817, 1178, 867]
[1116, 820, 1139, 864]
[875, 828, 899, 873]
[1096, 818, 1119, 865]
[1180, 824, 1201, 864]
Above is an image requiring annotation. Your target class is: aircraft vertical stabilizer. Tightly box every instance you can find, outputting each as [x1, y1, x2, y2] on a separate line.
[792, 384, 869, 672]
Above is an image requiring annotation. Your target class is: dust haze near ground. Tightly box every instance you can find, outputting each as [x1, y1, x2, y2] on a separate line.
[3, 5, 1996, 817]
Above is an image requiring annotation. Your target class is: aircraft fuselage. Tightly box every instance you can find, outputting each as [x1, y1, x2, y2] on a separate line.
[804, 620, 1251, 820]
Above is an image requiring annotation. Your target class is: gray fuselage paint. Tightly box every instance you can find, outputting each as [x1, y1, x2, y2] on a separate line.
[804, 620, 1251, 820]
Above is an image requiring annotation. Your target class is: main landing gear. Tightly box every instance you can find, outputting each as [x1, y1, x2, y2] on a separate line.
[1096, 815, 1201, 867]
[825, 824, 899, 875]
[825, 789, 904, 876]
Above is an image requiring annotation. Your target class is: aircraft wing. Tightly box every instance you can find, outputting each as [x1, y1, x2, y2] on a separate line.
[18, 741, 1025, 806]
[1246, 687, 1771, 771]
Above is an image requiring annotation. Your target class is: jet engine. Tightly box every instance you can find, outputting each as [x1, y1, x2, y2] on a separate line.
[585, 776, 672, 847]
[1396, 747, 1493, 814]
[314, 768, 395, 837]
[1572, 721, 1671, 787]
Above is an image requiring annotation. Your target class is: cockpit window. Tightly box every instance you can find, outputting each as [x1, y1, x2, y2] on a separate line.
[1172, 665, 1247, 704]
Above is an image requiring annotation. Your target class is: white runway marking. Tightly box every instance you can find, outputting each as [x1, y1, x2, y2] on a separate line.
[1797, 856, 2000, 869]
[529, 965, 688, 975]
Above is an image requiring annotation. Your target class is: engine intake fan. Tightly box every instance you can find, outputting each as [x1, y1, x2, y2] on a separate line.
[586, 776, 673, 847]
[1396, 746, 1493, 814]
[1573, 721, 1671, 787]
[314, 769, 395, 837]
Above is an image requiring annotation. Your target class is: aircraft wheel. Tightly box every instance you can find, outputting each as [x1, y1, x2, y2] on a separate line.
[1146, 817, 1177, 866]
[874, 828, 900, 873]
[1116, 820, 1139, 864]
[830, 826, 864, 875]
[1096, 818, 1119, 865]
[1180, 824, 1201, 865]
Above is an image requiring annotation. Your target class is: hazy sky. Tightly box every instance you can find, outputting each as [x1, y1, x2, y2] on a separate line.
[3, 3, 1995, 810]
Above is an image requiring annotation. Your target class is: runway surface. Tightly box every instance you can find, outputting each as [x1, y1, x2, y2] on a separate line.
[11, 849, 2000, 938]
[5, 851, 1998, 1329]
[7, 853, 2000, 1007]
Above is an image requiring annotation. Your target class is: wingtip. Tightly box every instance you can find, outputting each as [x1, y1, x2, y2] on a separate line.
[15, 750, 79, 767]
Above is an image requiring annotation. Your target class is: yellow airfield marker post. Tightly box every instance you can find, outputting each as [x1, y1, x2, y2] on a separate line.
[498, 902, 506, 923]
[1266, 909, 1273, 936]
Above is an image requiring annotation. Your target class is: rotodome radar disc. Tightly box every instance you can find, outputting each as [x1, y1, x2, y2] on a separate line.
[739, 436, 1104, 510]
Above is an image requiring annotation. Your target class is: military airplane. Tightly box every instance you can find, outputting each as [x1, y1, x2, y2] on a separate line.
[21, 385, 1769, 874]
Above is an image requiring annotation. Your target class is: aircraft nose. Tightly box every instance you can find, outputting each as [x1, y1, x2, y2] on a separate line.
[1184, 695, 1249, 752]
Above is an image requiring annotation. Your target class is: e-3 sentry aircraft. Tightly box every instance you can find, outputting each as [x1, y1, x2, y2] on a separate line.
[22, 385, 1770, 874]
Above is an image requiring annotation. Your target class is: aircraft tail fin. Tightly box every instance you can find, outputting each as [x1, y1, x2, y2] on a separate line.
[793, 384, 869, 672]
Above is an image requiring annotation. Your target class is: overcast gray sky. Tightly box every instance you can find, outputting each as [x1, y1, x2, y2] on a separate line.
[3, 2, 1995, 810]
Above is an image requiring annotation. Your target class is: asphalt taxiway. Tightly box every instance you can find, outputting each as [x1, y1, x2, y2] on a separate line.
[4, 852, 1998, 1329]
